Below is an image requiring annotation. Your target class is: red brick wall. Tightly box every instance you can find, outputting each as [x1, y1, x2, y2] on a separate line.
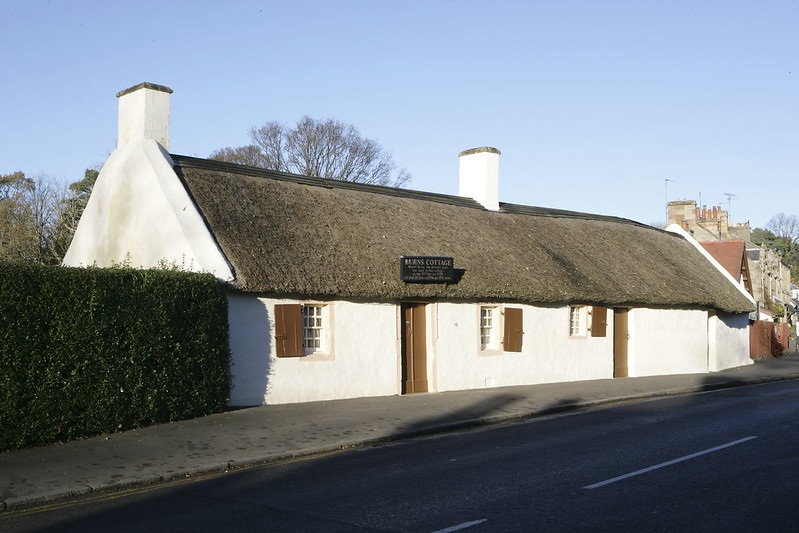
[750, 321, 789, 359]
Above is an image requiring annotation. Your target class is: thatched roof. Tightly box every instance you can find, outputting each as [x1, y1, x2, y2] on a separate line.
[172, 155, 754, 313]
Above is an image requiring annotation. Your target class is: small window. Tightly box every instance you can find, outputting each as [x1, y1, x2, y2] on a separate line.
[480, 306, 499, 350]
[274, 303, 329, 357]
[302, 304, 326, 354]
[480, 305, 523, 352]
[569, 305, 587, 337]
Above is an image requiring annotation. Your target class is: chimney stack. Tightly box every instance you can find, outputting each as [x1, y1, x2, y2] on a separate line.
[116, 82, 173, 150]
[458, 146, 500, 211]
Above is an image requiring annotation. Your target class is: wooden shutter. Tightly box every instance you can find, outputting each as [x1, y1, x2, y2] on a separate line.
[274, 304, 303, 357]
[591, 306, 608, 337]
[503, 307, 523, 352]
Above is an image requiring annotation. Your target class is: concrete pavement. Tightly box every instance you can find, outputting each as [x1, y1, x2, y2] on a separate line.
[3, 354, 799, 512]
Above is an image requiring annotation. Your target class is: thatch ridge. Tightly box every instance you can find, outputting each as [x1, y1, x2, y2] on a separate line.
[172, 155, 484, 209]
[499, 202, 656, 228]
[171, 155, 754, 314]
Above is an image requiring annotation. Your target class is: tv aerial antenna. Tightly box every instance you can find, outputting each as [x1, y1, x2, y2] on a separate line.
[665, 178, 675, 218]
[723, 192, 736, 213]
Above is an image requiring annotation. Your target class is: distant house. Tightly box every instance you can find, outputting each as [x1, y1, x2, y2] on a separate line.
[668, 200, 792, 322]
[699, 240, 753, 296]
[64, 83, 756, 406]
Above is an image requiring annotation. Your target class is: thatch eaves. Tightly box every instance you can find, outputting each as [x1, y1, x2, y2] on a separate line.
[172, 155, 754, 314]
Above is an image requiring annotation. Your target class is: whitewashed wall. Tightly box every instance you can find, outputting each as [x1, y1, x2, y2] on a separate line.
[708, 313, 752, 371]
[63, 139, 233, 281]
[627, 308, 709, 376]
[434, 303, 614, 392]
[229, 299, 753, 405]
[227, 294, 399, 405]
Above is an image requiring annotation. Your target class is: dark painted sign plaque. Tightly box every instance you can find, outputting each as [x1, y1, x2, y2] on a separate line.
[400, 256, 454, 283]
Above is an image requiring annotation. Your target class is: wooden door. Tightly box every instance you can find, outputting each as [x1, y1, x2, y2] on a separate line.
[401, 303, 428, 393]
[613, 308, 629, 378]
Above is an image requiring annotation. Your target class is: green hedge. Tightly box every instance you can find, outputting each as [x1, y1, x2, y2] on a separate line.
[0, 263, 230, 451]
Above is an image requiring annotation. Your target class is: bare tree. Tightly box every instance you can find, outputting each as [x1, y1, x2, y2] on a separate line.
[766, 213, 799, 243]
[0, 169, 98, 265]
[208, 145, 269, 168]
[50, 169, 99, 261]
[0, 171, 63, 264]
[210, 116, 410, 187]
[250, 121, 288, 172]
[759, 213, 799, 283]
[0, 171, 37, 262]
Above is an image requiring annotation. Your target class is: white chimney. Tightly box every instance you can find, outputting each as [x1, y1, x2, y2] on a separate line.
[116, 82, 173, 150]
[458, 146, 501, 211]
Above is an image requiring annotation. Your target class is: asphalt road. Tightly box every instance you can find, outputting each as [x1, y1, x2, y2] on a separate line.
[3, 379, 799, 532]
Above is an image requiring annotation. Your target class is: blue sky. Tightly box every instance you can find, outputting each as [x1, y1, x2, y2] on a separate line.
[1, 1, 796, 229]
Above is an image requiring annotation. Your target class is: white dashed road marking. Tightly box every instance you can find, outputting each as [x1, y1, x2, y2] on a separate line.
[583, 436, 758, 490]
[432, 518, 488, 533]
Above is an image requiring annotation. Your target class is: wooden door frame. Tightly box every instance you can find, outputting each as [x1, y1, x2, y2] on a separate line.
[613, 308, 629, 378]
[401, 302, 429, 394]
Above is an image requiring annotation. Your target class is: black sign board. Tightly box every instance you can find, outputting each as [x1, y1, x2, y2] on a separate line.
[400, 256, 454, 283]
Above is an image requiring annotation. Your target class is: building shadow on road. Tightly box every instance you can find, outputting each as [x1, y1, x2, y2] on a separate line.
[392, 393, 525, 440]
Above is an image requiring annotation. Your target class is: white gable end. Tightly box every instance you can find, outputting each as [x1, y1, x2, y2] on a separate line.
[63, 138, 234, 281]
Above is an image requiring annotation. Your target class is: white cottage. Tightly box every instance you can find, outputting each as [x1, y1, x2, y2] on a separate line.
[64, 83, 756, 406]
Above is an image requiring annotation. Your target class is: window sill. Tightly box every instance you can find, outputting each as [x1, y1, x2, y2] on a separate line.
[302, 351, 334, 361]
